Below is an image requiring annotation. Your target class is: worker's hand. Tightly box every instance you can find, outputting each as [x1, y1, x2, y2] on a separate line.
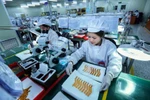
[66, 62, 73, 75]
[100, 73, 113, 91]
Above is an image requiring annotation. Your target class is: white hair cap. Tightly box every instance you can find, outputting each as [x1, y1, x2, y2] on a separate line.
[37, 17, 51, 27]
[87, 19, 104, 33]
[26, 18, 30, 21]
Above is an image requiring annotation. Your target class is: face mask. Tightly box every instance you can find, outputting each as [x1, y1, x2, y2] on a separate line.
[41, 30, 49, 34]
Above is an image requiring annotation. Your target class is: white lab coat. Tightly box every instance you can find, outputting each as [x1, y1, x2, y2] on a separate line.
[35, 29, 58, 49]
[134, 12, 139, 18]
[47, 29, 59, 49]
[26, 21, 34, 28]
[16, 19, 23, 26]
[70, 38, 122, 78]
[125, 13, 131, 24]
[0, 56, 5, 63]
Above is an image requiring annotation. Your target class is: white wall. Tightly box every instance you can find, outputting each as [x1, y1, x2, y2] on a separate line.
[143, 0, 150, 21]
[6, 0, 147, 17]
[127, 0, 146, 12]
[52, 7, 66, 14]
[45, 3, 86, 15]
[40, 5, 66, 15]
[6, 3, 87, 17]
[6, 7, 42, 17]
[51, 0, 147, 14]
[95, 0, 146, 12]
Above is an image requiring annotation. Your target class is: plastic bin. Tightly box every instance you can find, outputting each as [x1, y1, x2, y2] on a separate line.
[31, 68, 57, 88]
[18, 58, 38, 75]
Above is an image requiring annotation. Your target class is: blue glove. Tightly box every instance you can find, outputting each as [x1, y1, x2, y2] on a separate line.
[100, 73, 113, 91]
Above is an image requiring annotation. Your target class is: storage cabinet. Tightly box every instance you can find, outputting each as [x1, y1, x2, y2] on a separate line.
[146, 19, 150, 30]
[130, 16, 136, 24]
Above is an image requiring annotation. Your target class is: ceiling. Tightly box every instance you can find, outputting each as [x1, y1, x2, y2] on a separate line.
[4, 0, 87, 7]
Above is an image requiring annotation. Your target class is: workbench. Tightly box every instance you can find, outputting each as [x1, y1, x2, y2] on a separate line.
[3, 45, 150, 100]
[43, 60, 150, 100]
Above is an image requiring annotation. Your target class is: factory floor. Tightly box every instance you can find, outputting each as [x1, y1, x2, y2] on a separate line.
[123, 23, 150, 80]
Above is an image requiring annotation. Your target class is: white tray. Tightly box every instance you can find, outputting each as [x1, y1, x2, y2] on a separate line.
[19, 58, 38, 70]
[52, 91, 69, 100]
[31, 69, 56, 83]
[21, 77, 44, 100]
[78, 62, 106, 82]
[62, 70, 101, 100]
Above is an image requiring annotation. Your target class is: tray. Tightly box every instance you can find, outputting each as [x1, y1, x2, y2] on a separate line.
[31, 68, 56, 83]
[62, 70, 101, 100]
[78, 62, 106, 82]
[19, 58, 38, 70]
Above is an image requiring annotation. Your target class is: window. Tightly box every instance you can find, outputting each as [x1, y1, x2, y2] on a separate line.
[96, 7, 104, 13]
[114, 6, 118, 10]
[121, 5, 126, 10]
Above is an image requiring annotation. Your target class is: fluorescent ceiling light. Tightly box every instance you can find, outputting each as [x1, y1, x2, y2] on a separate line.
[27, 2, 35, 6]
[49, 0, 57, 1]
[57, 3, 62, 7]
[21, 6, 29, 8]
[83, 0, 86, 3]
[72, 1, 77, 4]
[20, 4, 28, 8]
[52, 5, 57, 8]
[5, 0, 13, 1]
[32, 2, 40, 5]
[2, 0, 6, 4]
[64, 3, 69, 6]
[40, 0, 47, 4]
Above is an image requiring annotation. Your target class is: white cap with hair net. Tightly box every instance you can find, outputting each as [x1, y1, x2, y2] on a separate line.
[26, 18, 30, 21]
[87, 19, 104, 33]
[37, 17, 51, 27]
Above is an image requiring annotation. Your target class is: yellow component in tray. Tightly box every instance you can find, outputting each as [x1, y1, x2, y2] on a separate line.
[83, 65, 101, 77]
[72, 76, 93, 96]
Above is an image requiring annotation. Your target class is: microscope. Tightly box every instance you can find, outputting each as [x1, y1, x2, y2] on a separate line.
[29, 34, 69, 68]
[29, 33, 49, 56]
[49, 36, 70, 68]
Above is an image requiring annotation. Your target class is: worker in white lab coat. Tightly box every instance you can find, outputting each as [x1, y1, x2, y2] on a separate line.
[26, 18, 34, 28]
[134, 10, 139, 18]
[125, 11, 131, 25]
[0, 55, 5, 63]
[37, 17, 59, 49]
[66, 19, 122, 91]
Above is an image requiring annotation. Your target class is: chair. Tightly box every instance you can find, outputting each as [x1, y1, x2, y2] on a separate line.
[56, 31, 62, 37]
[104, 37, 117, 47]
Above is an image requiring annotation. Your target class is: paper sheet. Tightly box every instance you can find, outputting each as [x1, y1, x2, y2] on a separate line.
[78, 62, 106, 82]
[62, 70, 101, 100]
[16, 50, 32, 60]
[52, 91, 69, 100]
[22, 77, 44, 100]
